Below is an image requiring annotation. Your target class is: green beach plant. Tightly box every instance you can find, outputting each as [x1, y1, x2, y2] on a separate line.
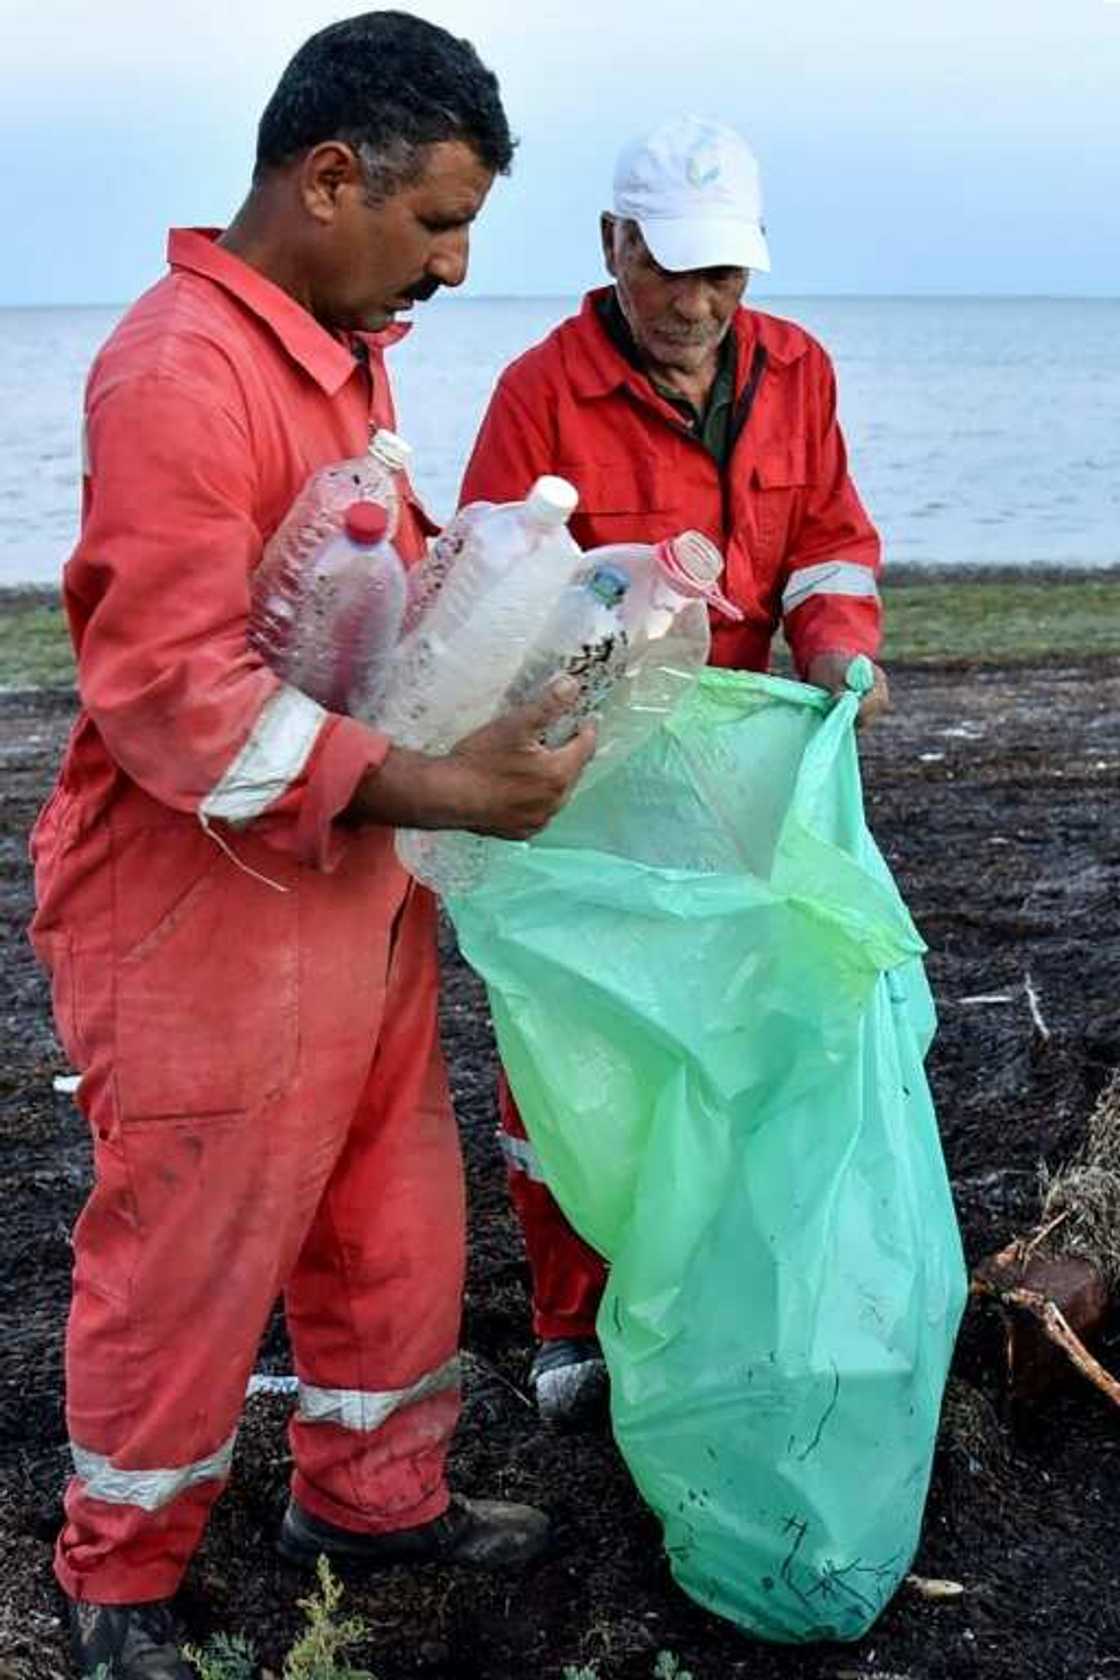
[561, 1653, 696, 1679]
[183, 1632, 257, 1679]
[281, 1555, 375, 1680]
[183, 1556, 375, 1679]
[653, 1653, 694, 1680]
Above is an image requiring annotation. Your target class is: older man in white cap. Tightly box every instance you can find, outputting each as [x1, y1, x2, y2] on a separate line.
[460, 114, 888, 1425]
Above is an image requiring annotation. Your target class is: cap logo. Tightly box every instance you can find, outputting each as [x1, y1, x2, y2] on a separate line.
[685, 145, 721, 188]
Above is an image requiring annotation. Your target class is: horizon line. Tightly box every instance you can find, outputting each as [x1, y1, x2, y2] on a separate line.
[1, 290, 1119, 312]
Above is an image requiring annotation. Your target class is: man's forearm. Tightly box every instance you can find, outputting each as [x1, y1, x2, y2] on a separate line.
[340, 679, 596, 843]
[344, 746, 482, 832]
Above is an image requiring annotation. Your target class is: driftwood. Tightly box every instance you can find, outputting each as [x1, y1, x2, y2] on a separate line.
[972, 1072, 1120, 1406]
[971, 1239, 1117, 1406]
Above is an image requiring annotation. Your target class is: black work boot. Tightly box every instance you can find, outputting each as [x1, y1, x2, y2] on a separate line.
[67, 1597, 194, 1679]
[529, 1336, 610, 1427]
[278, 1492, 550, 1571]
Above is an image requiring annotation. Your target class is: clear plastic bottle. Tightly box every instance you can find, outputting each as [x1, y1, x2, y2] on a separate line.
[395, 565, 633, 897]
[587, 530, 741, 642]
[251, 429, 412, 680]
[393, 532, 742, 897]
[503, 564, 632, 747]
[373, 476, 583, 750]
[256, 501, 407, 715]
[566, 531, 743, 787]
[398, 499, 494, 640]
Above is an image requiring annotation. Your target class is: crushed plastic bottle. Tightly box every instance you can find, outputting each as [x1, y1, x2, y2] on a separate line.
[250, 428, 412, 684]
[393, 532, 741, 897]
[372, 476, 583, 746]
[252, 500, 407, 715]
[398, 563, 635, 895]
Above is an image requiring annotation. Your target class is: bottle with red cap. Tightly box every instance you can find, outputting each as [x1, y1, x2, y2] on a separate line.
[251, 499, 407, 716]
[250, 428, 412, 692]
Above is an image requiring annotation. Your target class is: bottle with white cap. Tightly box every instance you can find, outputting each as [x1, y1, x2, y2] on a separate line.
[362, 427, 413, 537]
[372, 475, 584, 745]
[250, 427, 413, 685]
[396, 556, 629, 895]
[393, 536, 735, 895]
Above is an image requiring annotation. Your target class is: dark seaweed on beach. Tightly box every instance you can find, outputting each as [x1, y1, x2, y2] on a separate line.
[1, 644, 1119, 1679]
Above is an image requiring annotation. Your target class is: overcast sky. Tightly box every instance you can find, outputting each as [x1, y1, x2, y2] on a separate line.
[3, 0, 1119, 305]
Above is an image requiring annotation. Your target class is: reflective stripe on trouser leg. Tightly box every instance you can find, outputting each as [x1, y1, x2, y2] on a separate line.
[287, 886, 466, 1536]
[56, 1073, 298, 1604]
[497, 1074, 607, 1344]
[69, 1434, 237, 1513]
[297, 1356, 461, 1432]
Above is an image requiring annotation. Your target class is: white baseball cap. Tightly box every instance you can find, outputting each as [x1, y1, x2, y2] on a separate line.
[612, 115, 771, 275]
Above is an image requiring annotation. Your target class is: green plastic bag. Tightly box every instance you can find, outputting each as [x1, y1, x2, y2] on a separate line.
[448, 666, 966, 1642]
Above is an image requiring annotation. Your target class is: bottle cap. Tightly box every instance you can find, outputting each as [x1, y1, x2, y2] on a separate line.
[368, 429, 413, 470]
[343, 502, 390, 545]
[587, 565, 630, 607]
[656, 531, 743, 620]
[525, 476, 579, 527]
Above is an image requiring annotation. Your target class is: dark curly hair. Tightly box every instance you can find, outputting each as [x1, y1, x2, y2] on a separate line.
[255, 11, 515, 199]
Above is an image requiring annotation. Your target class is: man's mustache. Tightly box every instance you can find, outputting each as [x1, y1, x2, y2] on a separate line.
[651, 321, 721, 346]
[402, 277, 442, 303]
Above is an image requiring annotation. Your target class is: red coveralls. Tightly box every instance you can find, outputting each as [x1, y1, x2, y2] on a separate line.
[459, 286, 882, 1343]
[30, 229, 463, 1605]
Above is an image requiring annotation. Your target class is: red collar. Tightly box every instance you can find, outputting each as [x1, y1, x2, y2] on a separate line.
[559, 286, 808, 406]
[167, 228, 411, 396]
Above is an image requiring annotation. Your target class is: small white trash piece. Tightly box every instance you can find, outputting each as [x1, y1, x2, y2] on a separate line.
[53, 1073, 82, 1096]
[905, 1574, 965, 1601]
[246, 1373, 299, 1398]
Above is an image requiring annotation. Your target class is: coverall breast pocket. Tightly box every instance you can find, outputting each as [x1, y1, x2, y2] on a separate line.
[750, 454, 809, 568]
[113, 838, 299, 1122]
[559, 459, 676, 547]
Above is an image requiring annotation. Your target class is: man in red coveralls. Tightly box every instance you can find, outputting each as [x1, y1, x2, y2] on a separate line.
[30, 16, 595, 1678]
[459, 114, 890, 1426]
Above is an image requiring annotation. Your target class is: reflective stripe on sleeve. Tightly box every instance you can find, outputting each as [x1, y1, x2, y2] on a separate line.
[70, 1430, 237, 1512]
[199, 684, 326, 828]
[298, 1355, 461, 1434]
[497, 1132, 545, 1183]
[781, 561, 880, 616]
